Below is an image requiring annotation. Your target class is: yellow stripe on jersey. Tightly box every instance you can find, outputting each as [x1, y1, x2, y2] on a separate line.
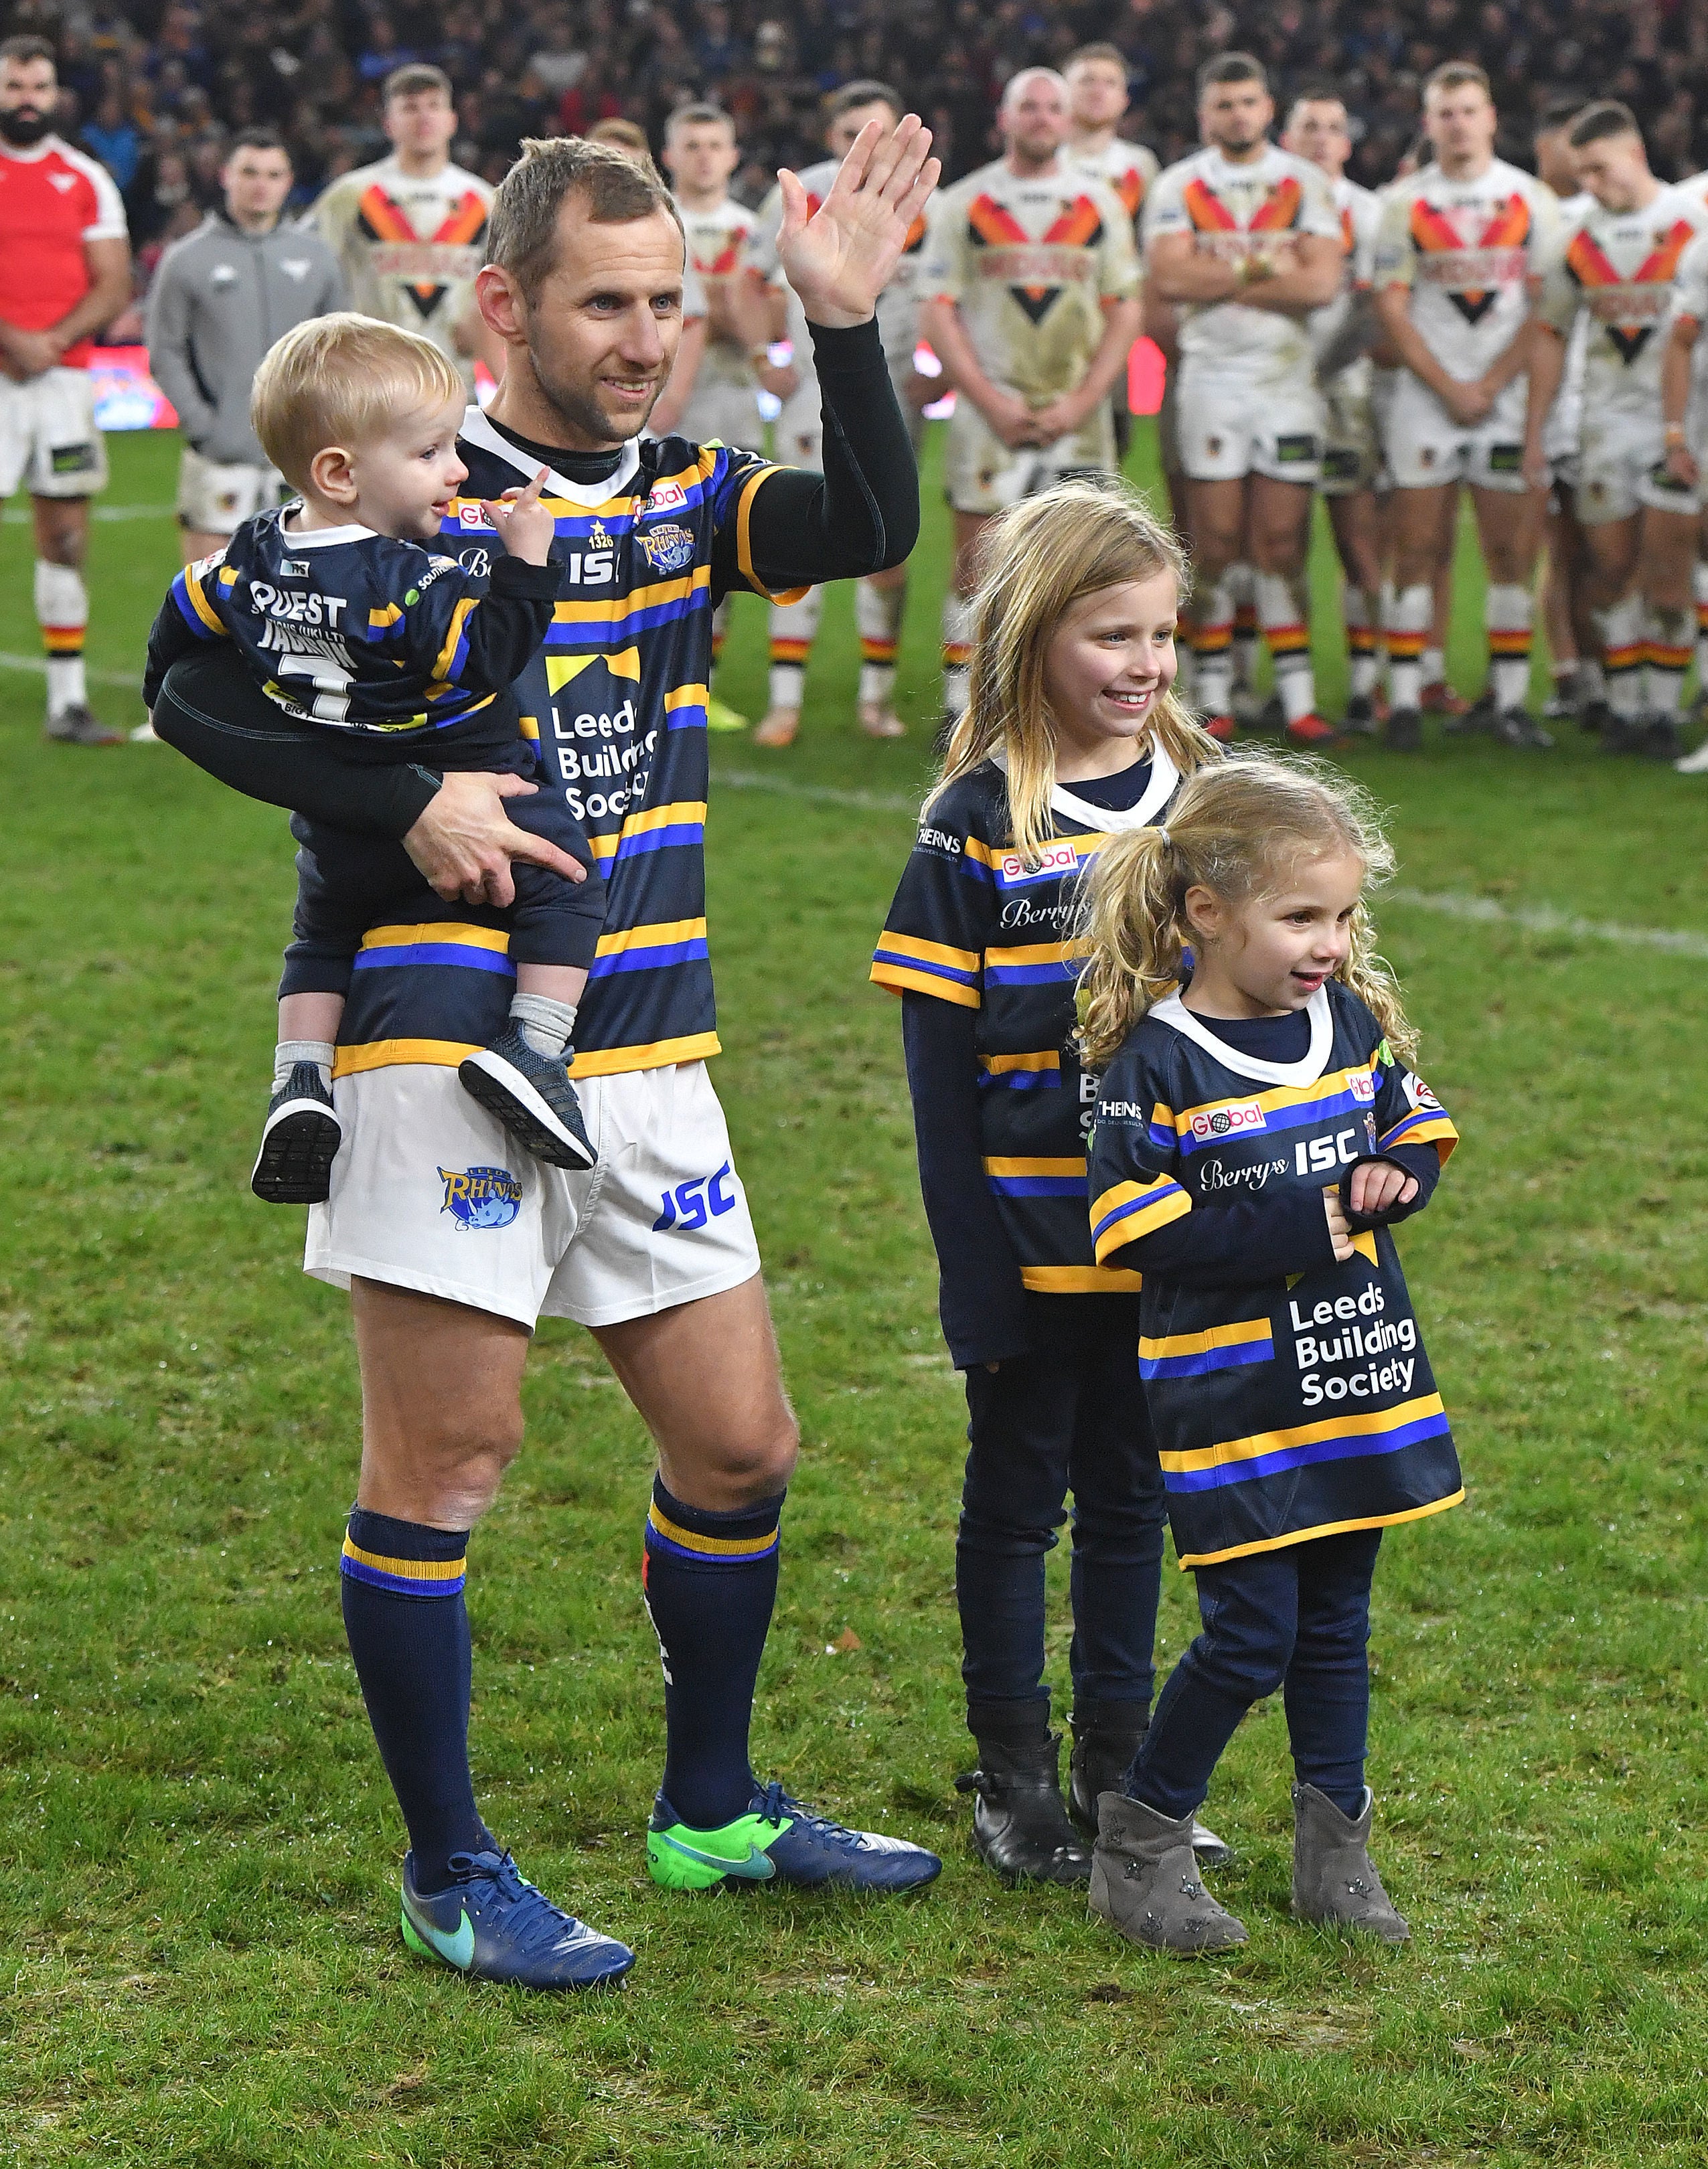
[1171, 1058, 1381, 1136]
[587, 799, 708, 864]
[550, 568, 710, 627]
[982, 1051, 1061, 1075]
[369, 602, 404, 631]
[431, 596, 477, 683]
[181, 563, 224, 633]
[593, 916, 708, 958]
[1179, 1491, 1464, 1570]
[568, 1030, 722, 1079]
[1091, 1173, 1191, 1260]
[359, 922, 512, 954]
[1020, 1265, 1143, 1293]
[1159, 1391, 1448, 1477]
[332, 1036, 481, 1078]
[664, 681, 708, 714]
[1139, 1318, 1273, 1363]
[984, 939, 1088, 970]
[733, 466, 809, 602]
[982, 1156, 1086, 1178]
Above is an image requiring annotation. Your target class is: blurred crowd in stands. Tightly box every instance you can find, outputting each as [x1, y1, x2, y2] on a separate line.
[11, 0, 1708, 333]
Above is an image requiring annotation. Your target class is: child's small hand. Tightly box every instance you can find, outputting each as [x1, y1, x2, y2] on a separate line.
[481, 467, 556, 566]
[1346, 1159, 1418, 1219]
[1322, 1186, 1355, 1263]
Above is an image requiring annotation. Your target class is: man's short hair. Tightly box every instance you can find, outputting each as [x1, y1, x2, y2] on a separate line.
[827, 78, 902, 122]
[0, 32, 56, 70]
[228, 127, 289, 161]
[487, 135, 682, 301]
[588, 116, 651, 156]
[1286, 84, 1346, 125]
[1001, 65, 1067, 110]
[251, 312, 465, 489]
[1198, 53, 1268, 101]
[1423, 61, 1492, 102]
[665, 100, 734, 141]
[1064, 43, 1127, 74]
[1537, 94, 1588, 134]
[1568, 99, 1640, 150]
[384, 63, 452, 106]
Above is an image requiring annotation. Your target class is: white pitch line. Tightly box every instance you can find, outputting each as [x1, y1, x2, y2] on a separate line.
[714, 765, 1708, 960]
[1, 503, 172, 523]
[0, 651, 144, 690]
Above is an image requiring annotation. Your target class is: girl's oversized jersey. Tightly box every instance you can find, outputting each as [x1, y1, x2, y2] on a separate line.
[1541, 185, 1708, 419]
[1087, 981, 1461, 1569]
[870, 749, 1180, 1293]
[1374, 159, 1558, 384]
[1143, 144, 1340, 384]
[923, 158, 1140, 403]
[334, 407, 794, 1083]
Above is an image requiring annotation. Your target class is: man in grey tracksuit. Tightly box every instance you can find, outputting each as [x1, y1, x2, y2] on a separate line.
[146, 127, 343, 561]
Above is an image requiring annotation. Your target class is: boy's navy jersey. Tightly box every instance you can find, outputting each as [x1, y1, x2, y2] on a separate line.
[1087, 979, 1462, 1569]
[329, 410, 795, 1082]
[146, 505, 562, 741]
[871, 750, 1181, 1293]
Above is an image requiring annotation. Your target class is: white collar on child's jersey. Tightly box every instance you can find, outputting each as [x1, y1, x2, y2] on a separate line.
[276, 507, 378, 549]
[1150, 984, 1333, 1086]
[990, 742, 1180, 833]
[457, 405, 641, 507]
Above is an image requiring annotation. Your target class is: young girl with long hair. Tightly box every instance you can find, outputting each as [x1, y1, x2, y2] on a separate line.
[871, 479, 1227, 1883]
[1077, 755, 1461, 1951]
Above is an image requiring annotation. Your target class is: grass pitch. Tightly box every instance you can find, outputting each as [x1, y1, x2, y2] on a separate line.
[3, 426, 1707, 2167]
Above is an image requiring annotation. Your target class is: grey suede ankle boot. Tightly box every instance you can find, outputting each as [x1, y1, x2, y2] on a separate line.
[1088, 1793, 1248, 1954]
[1290, 1783, 1409, 1943]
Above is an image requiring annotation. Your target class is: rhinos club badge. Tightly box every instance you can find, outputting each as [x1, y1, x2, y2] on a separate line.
[638, 521, 694, 576]
[439, 1165, 522, 1229]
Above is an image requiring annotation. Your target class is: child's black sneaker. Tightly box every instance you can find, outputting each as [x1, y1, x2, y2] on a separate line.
[459, 1028, 597, 1171]
[252, 1062, 341, 1204]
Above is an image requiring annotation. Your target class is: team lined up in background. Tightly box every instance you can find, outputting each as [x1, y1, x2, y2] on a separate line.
[5, 32, 1708, 774]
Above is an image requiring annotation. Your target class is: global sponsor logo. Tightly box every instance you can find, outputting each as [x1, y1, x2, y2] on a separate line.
[645, 479, 688, 512]
[439, 1164, 522, 1230]
[1348, 1069, 1377, 1103]
[1188, 1098, 1265, 1141]
[459, 503, 495, 531]
[998, 841, 1078, 884]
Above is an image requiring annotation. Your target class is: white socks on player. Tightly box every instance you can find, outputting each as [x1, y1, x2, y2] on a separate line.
[35, 559, 88, 716]
[1383, 585, 1432, 712]
[941, 591, 974, 721]
[1596, 594, 1646, 719]
[510, 993, 578, 1058]
[767, 584, 823, 713]
[1192, 574, 1237, 720]
[275, 1039, 335, 1093]
[1344, 586, 1381, 700]
[1645, 602, 1692, 718]
[856, 576, 907, 709]
[1485, 584, 1532, 712]
[1694, 561, 1708, 690]
[1228, 562, 1258, 694]
[1254, 570, 1316, 724]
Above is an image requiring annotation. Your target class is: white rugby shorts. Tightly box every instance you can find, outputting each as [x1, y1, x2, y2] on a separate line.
[0, 365, 107, 499]
[943, 399, 1115, 515]
[1319, 372, 1379, 498]
[776, 370, 925, 469]
[175, 445, 285, 535]
[1175, 364, 1325, 484]
[1382, 372, 1530, 495]
[1576, 410, 1702, 524]
[305, 1058, 761, 1330]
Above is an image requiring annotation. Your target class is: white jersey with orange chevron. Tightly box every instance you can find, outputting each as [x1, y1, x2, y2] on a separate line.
[1541, 184, 1708, 421]
[1143, 143, 1341, 384]
[1373, 158, 1558, 384]
[676, 194, 761, 394]
[923, 157, 1140, 404]
[310, 155, 493, 384]
[1311, 175, 1381, 376]
[752, 158, 928, 381]
[1062, 134, 1160, 232]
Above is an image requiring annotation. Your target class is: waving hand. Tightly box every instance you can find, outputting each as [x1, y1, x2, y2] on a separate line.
[776, 115, 940, 329]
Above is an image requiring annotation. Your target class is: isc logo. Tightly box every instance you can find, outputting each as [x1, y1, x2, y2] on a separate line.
[1188, 1099, 1265, 1141]
[652, 1161, 737, 1232]
[999, 843, 1078, 883]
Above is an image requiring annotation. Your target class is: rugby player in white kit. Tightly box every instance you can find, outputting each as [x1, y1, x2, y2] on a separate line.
[1144, 54, 1342, 744]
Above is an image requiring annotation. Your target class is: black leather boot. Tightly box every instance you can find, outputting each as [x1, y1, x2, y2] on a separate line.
[955, 1724, 1091, 1886]
[1070, 1704, 1233, 1868]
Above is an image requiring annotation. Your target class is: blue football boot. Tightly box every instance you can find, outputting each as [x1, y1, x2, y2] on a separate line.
[400, 1848, 635, 1990]
[252, 1061, 341, 1204]
[458, 1027, 597, 1172]
[647, 1779, 942, 1893]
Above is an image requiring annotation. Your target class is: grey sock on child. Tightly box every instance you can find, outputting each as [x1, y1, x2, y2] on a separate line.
[509, 993, 578, 1058]
[275, 1038, 335, 1092]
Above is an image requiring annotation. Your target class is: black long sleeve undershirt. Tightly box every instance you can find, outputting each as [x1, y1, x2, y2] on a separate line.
[151, 317, 920, 837]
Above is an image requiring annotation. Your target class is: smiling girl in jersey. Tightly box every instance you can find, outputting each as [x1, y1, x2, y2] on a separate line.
[1076, 755, 1460, 1953]
[872, 480, 1227, 1884]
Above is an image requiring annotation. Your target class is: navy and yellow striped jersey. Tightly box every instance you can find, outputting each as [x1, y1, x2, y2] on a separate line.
[145, 505, 561, 738]
[870, 750, 1181, 1294]
[1087, 979, 1462, 1570]
[332, 408, 793, 1082]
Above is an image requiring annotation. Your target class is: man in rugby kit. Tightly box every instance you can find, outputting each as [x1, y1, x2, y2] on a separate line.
[1282, 89, 1386, 733]
[1374, 62, 1560, 751]
[921, 68, 1141, 730]
[661, 100, 777, 734]
[1524, 102, 1708, 763]
[310, 66, 497, 397]
[1144, 55, 1342, 746]
[1063, 43, 1158, 470]
[749, 80, 933, 747]
[1660, 225, 1708, 771]
[1532, 98, 1600, 729]
[0, 34, 132, 746]
[146, 130, 343, 564]
[153, 123, 943, 1991]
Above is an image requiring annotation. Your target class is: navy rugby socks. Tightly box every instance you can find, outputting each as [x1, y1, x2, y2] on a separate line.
[642, 1476, 786, 1828]
[340, 1508, 495, 1892]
